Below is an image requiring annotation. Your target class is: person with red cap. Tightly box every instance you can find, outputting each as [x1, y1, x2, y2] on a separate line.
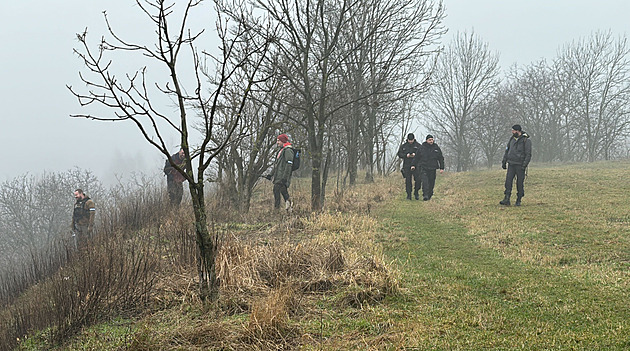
[271, 133, 294, 211]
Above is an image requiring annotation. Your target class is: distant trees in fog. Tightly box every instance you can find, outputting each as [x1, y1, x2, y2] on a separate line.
[424, 30, 630, 169]
[0, 169, 103, 275]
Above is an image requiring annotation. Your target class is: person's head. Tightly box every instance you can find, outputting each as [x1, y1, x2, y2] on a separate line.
[511, 124, 522, 137]
[178, 148, 185, 158]
[426, 134, 434, 145]
[74, 189, 85, 200]
[406, 133, 415, 144]
[277, 133, 289, 146]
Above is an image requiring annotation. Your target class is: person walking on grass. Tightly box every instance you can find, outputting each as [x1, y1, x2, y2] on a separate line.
[271, 133, 294, 211]
[499, 124, 532, 206]
[72, 188, 95, 247]
[417, 134, 445, 201]
[397, 133, 422, 200]
[164, 147, 187, 207]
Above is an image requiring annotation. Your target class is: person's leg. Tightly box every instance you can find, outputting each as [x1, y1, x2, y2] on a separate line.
[500, 164, 517, 205]
[174, 182, 183, 207]
[404, 168, 412, 199]
[167, 181, 177, 205]
[427, 169, 437, 199]
[273, 183, 282, 209]
[515, 165, 525, 205]
[280, 184, 292, 210]
[413, 169, 421, 199]
[504, 165, 517, 196]
[420, 168, 430, 199]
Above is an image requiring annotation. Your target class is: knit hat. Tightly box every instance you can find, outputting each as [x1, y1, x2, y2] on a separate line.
[512, 124, 522, 131]
[426, 134, 434, 140]
[407, 133, 415, 141]
[277, 134, 289, 143]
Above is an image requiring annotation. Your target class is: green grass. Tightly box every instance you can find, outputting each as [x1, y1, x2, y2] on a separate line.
[13, 161, 630, 350]
[376, 161, 630, 350]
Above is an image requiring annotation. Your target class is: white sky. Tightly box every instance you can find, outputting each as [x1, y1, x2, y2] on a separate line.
[1, 0, 629, 185]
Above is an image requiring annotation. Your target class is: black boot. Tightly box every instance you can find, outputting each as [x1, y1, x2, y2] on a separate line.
[414, 190, 420, 200]
[515, 196, 522, 206]
[406, 193, 412, 200]
[499, 194, 511, 206]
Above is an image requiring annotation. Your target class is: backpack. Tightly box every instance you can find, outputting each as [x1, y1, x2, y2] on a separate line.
[290, 148, 301, 171]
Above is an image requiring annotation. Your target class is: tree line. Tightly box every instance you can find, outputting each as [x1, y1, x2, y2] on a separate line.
[66, 0, 630, 301]
[426, 30, 630, 171]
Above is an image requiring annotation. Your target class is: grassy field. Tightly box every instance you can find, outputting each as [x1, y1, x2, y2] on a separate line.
[14, 161, 630, 350]
[376, 161, 630, 349]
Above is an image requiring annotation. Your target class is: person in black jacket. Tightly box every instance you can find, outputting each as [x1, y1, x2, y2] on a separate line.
[499, 124, 532, 206]
[397, 133, 422, 200]
[417, 134, 445, 201]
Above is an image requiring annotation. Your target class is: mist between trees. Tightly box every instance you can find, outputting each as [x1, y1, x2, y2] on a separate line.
[0, 169, 165, 298]
[58, 0, 630, 302]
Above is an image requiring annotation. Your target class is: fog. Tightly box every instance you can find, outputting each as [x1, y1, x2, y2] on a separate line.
[1, 0, 628, 185]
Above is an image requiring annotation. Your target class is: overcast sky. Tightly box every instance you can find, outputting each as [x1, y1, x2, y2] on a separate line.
[1, 0, 629, 185]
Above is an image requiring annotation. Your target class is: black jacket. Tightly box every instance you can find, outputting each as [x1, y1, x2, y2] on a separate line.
[417, 142, 445, 170]
[397, 140, 422, 169]
[502, 132, 532, 167]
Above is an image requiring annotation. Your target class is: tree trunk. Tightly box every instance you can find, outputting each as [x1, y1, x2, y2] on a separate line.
[190, 182, 218, 302]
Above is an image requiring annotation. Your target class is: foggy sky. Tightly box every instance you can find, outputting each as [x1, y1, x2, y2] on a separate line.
[1, 0, 628, 185]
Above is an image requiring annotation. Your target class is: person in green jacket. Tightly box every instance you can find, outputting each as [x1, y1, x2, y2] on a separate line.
[272, 133, 294, 211]
[72, 188, 96, 247]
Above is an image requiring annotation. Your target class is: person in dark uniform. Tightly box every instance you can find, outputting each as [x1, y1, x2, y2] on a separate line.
[164, 147, 187, 207]
[500, 124, 532, 206]
[397, 133, 422, 200]
[417, 134, 445, 201]
[72, 188, 96, 247]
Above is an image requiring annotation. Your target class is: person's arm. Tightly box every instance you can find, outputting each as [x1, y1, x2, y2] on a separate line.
[280, 148, 294, 183]
[164, 158, 173, 176]
[437, 147, 445, 172]
[86, 199, 96, 232]
[397, 144, 406, 159]
[502, 140, 510, 169]
[523, 138, 532, 168]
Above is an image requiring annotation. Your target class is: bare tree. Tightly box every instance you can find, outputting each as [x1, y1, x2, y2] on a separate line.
[239, 0, 360, 211]
[214, 73, 290, 212]
[67, 0, 271, 301]
[504, 60, 572, 163]
[0, 169, 103, 276]
[557, 31, 630, 162]
[357, 0, 444, 182]
[470, 89, 511, 168]
[424, 31, 500, 171]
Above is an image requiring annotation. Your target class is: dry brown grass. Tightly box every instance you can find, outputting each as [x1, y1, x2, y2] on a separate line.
[125, 177, 402, 350]
[11, 176, 402, 350]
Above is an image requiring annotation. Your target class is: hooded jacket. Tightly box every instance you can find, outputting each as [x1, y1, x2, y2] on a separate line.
[502, 132, 532, 167]
[417, 142, 445, 170]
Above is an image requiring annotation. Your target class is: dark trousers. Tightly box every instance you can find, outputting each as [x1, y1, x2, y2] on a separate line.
[167, 180, 184, 207]
[504, 163, 526, 198]
[273, 183, 290, 208]
[404, 168, 421, 196]
[421, 168, 437, 198]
